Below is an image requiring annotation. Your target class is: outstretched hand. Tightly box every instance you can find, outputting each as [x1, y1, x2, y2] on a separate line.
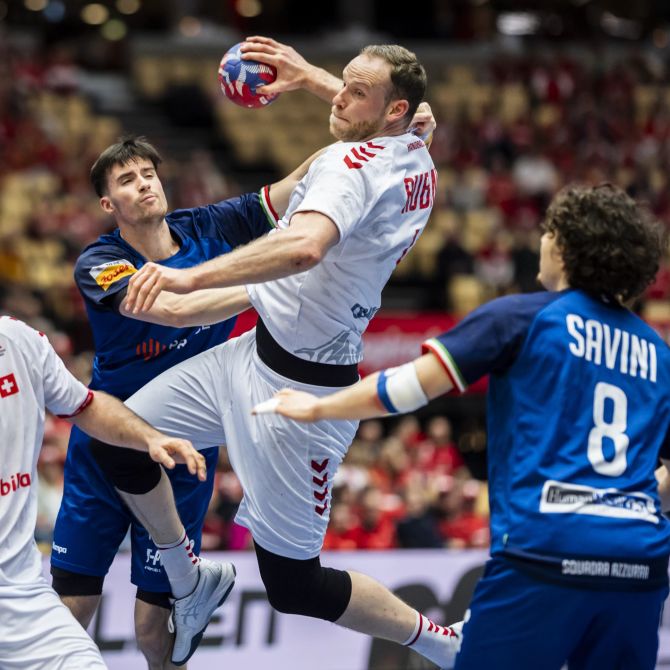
[126, 263, 193, 314]
[240, 36, 316, 96]
[252, 388, 321, 422]
[147, 435, 207, 481]
[409, 102, 436, 145]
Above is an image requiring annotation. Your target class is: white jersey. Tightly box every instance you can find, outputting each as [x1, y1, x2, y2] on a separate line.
[0, 316, 91, 588]
[248, 132, 436, 365]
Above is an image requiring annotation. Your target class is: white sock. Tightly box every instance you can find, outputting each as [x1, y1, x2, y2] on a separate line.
[154, 532, 200, 599]
[403, 611, 461, 669]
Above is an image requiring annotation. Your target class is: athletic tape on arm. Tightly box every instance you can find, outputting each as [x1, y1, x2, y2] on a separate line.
[376, 363, 428, 414]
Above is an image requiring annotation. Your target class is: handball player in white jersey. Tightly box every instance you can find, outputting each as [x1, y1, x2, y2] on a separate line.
[99, 41, 461, 668]
[0, 316, 204, 669]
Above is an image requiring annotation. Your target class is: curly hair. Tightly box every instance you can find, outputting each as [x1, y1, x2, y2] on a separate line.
[542, 184, 665, 302]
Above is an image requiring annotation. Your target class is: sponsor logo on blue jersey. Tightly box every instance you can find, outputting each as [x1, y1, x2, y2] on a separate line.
[540, 480, 658, 524]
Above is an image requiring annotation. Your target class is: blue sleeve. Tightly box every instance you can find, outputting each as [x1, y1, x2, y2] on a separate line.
[179, 191, 273, 248]
[74, 246, 138, 310]
[422, 293, 557, 390]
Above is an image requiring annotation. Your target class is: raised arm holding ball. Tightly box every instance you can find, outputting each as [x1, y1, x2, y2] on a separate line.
[89, 41, 463, 670]
[223, 36, 436, 143]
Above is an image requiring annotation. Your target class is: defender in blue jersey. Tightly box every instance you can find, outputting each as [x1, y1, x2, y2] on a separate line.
[265, 184, 670, 670]
[49, 135, 315, 668]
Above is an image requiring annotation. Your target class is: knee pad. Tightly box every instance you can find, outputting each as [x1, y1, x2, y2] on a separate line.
[51, 566, 104, 596]
[88, 439, 162, 494]
[254, 542, 352, 622]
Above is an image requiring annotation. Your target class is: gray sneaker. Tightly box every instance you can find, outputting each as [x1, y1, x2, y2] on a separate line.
[169, 558, 236, 665]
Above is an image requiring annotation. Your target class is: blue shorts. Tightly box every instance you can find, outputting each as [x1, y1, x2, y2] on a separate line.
[455, 557, 668, 670]
[51, 426, 218, 592]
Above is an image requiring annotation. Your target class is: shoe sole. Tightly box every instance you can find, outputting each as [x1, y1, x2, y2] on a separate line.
[172, 568, 236, 666]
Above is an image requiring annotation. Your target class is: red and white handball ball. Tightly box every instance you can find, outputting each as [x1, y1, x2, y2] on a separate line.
[218, 42, 279, 109]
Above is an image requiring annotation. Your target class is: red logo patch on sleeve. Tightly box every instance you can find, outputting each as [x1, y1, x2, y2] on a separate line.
[0, 373, 19, 398]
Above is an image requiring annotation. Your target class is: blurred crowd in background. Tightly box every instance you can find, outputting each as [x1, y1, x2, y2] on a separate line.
[4, 24, 670, 553]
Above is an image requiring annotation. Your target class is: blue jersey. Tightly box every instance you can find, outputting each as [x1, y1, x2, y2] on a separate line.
[51, 191, 273, 590]
[75, 191, 272, 399]
[424, 289, 670, 573]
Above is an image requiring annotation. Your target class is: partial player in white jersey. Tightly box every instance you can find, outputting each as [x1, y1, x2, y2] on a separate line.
[92, 41, 460, 669]
[249, 132, 436, 365]
[0, 316, 204, 669]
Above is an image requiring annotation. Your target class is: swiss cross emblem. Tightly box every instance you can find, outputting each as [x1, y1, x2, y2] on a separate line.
[0, 373, 19, 398]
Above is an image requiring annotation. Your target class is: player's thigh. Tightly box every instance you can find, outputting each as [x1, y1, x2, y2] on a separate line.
[455, 559, 580, 670]
[222, 333, 358, 559]
[129, 446, 219, 591]
[125, 345, 228, 449]
[52, 436, 132, 579]
[568, 585, 668, 670]
[0, 584, 106, 669]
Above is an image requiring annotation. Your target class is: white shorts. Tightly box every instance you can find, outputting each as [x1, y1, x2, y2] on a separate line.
[0, 580, 106, 669]
[126, 329, 358, 559]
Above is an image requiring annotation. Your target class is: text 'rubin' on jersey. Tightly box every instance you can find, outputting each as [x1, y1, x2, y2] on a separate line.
[566, 314, 657, 383]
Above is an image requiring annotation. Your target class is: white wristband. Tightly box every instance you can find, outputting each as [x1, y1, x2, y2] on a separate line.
[377, 362, 428, 414]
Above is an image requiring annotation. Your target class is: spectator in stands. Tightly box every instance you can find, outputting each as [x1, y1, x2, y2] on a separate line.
[433, 479, 489, 549]
[348, 487, 398, 550]
[323, 495, 358, 551]
[417, 416, 468, 477]
[396, 481, 443, 549]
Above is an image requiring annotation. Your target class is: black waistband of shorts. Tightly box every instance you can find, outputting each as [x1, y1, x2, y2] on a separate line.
[502, 546, 669, 591]
[255, 317, 358, 387]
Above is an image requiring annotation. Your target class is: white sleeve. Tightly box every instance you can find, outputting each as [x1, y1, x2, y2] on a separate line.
[27, 324, 92, 417]
[293, 154, 372, 242]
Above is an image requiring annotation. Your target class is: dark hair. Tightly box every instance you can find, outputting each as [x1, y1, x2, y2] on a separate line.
[542, 184, 664, 302]
[90, 135, 162, 197]
[360, 45, 427, 122]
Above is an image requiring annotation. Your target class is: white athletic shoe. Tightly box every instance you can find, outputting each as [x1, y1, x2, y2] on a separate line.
[168, 558, 236, 666]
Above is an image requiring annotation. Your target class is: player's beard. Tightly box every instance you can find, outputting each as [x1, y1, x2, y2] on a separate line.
[330, 114, 384, 142]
